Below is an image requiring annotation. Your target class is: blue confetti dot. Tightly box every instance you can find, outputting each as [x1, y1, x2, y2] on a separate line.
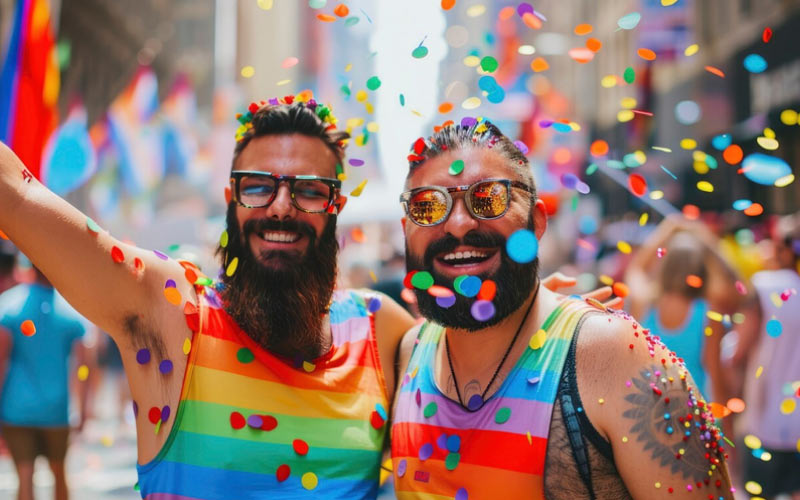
[766, 318, 782, 338]
[742, 153, 792, 186]
[711, 133, 732, 151]
[666, 426, 674, 434]
[446, 434, 461, 452]
[459, 276, 482, 297]
[732, 199, 753, 211]
[506, 229, 538, 263]
[743, 54, 768, 73]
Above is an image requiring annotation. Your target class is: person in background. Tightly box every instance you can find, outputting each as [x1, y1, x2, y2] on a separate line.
[733, 213, 800, 500]
[0, 241, 17, 294]
[0, 265, 91, 500]
[625, 215, 748, 404]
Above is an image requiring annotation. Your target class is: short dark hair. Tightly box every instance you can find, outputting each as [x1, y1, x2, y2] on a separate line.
[232, 102, 350, 171]
[406, 119, 535, 197]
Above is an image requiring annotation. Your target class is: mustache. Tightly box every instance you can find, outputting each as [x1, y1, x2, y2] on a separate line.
[242, 218, 318, 241]
[423, 230, 507, 266]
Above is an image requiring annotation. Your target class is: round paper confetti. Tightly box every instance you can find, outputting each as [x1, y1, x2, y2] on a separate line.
[446, 434, 461, 452]
[455, 488, 468, 500]
[366, 76, 381, 91]
[467, 394, 483, 411]
[77, 365, 89, 381]
[436, 295, 456, 308]
[276, 464, 290, 482]
[230, 411, 245, 429]
[445, 452, 461, 470]
[744, 434, 762, 449]
[136, 348, 151, 364]
[164, 287, 182, 306]
[411, 271, 434, 290]
[623, 67, 635, 84]
[419, 442, 434, 460]
[111, 246, 125, 263]
[743, 54, 768, 73]
[412, 45, 429, 59]
[745, 481, 763, 495]
[574, 23, 592, 35]
[506, 229, 538, 263]
[20, 319, 36, 337]
[494, 407, 511, 424]
[301, 472, 318, 490]
[617, 12, 641, 30]
[441, 0, 456, 9]
[470, 300, 495, 321]
[293, 439, 309, 455]
[423, 402, 438, 418]
[237, 347, 255, 363]
[742, 153, 792, 185]
[397, 458, 407, 477]
[449, 159, 465, 175]
[480, 56, 498, 73]
[528, 329, 546, 350]
[675, 100, 701, 125]
[226, 257, 239, 277]
[637, 48, 656, 61]
[628, 174, 647, 196]
[458, 276, 481, 297]
[86, 217, 102, 233]
[766, 318, 782, 337]
[159, 360, 173, 374]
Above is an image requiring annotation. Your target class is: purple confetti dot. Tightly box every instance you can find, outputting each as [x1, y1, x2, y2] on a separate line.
[153, 250, 169, 260]
[538, 120, 553, 128]
[403, 373, 411, 386]
[268, 98, 279, 105]
[136, 349, 151, 364]
[349, 158, 365, 167]
[561, 173, 579, 190]
[161, 405, 171, 422]
[247, 414, 263, 428]
[397, 458, 407, 477]
[470, 300, 495, 322]
[437, 433, 448, 449]
[576, 182, 591, 194]
[517, 2, 533, 17]
[513, 140, 529, 155]
[165, 279, 177, 289]
[436, 294, 456, 308]
[159, 359, 173, 374]
[415, 388, 422, 406]
[132, 400, 138, 417]
[460, 116, 477, 127]
[368, 296, 382, 313]
[455, 487, 469, 500]
[467, 394, 484, 411]
[418, 443, 434, 461]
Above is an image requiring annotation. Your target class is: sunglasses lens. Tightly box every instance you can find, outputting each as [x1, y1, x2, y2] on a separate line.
[408, 189, 449, 225]
[470, 181, 509, 218]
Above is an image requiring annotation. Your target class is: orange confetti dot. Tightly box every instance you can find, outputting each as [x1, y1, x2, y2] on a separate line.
[441, 0, 456, 10]
[531, 57, 549, 72]
[427, 285, 454, 298]
[333, 3, 349, 16]
[316, 13, 337, 22]
[637, 48, 656, 61]
[438, 102, 454, 114]
[686, 274, 704, 288]
[705, 65, 725, 78]
[590, 139, 609, 157]
[522, 12, 542, 29]
[723, 144, 743, 164]
[350, 227, 366, 243]
[726, 397, 746, 413]
[682, 204, 700, 220]
[568, 47, 595, 63]
[612, 282, 630, 298]
[744, 203, 764, 216]
[0, 229, 8, 240]
[628, 173, 647, 197]
[111, 246, 125, 263]
[574, 23, 593, 35]
[586, 38, 602, 52]
[710, 402, 732, 419]
[498, 6, 515, 20]
[21, 319, 36, 337]
[477, 280, 497, 301]
[185, 268, 198, 285]
[164, 287, 182, 306]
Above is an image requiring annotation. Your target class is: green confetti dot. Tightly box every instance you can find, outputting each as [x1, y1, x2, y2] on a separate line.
[195, 277, 213, 287]
[412, 45, 429, 59]
[366, 76, 382, 91]
[344, 16, 359, 27]
[586, 163, 599, 175]
[399, 94, 405, 106]
[340, 85, 351, 97]
[449, 159, 465, 175]
[623, 67, 635, 84]
[453, 275, 468, 295]
[237, 347, 255, 364]
[480, 56, 499, 73]
[445, 452, 461, 470]
[86, 217, 102, 233]
[410, 271, 434, 290]
[495, 406, 511, 424]
[423, 401, 438, 418]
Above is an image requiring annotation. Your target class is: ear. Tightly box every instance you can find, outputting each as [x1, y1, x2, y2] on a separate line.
[533, 198, 547, 240]
[401, 216, 407, 235]
[224, 186, 232, 204]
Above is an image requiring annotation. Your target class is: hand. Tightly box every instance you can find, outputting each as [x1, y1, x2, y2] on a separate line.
[541, 272, 624, 309]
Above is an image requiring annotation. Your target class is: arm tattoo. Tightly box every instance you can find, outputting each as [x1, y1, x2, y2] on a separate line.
[21, 167, 33, 183]
[622, 366, 728, 484]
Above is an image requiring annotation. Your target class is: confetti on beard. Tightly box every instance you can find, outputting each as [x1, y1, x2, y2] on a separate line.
[405, 221, 539, 331]
[217, 204, 339, 360]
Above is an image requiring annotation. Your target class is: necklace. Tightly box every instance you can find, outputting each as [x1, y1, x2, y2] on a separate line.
[445, 281, 540, 412]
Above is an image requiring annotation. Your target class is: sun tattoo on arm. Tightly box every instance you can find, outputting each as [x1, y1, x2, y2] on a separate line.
[622, 366, 729, 485]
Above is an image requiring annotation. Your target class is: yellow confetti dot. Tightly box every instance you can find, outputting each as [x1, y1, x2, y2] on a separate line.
[704, 326, 713, 336]
[756, 365, 763, 378]
[598, 398, 605, 404]
[164, 287, 182, 306]
[599, 275, 614, 286]
[654, 481, 661, 488]
[463, 55, 480, 67]
[600, 75, 618, 88]
[620, 97, 637, 109]
[775, 174, 795, 187]
[693, 162, 710, 175]
[678, 448, 685, 455]
[355, 90, 367, 102]
[303, 361, 316, 373]
[744, 434, 762, 449]
[240, 65, 255, 78]
[226, 257, 239, 277]
[757, 136, 779, 150]
[617, 241, 632, 254]
[652, 146, 672, 152]
[301, 472, 318, 490]
[411, 366, 419, 378]
[346, 117, 364, 128]
[617, 110, 634, 122]
[639, 213, 649, 226]
[257, 0, 273, 9]
[780, 398, 796, 415]
[276, 79, 291, 86]
[763, 127, 776, 139]
[77, 365, 89, 381]
[684, 44, 699, 56]
[661, 0, 677, 4]
[466, 4, 486, 17]
[350, 179, 368, 197]
[366, 121, 379, 133]
[369, 271, 378, 282]
[364, 102, 374, 114]
[680, 138, 697, 150]
[183, 338, 191, 355]
[697, 181, 714, 193]
[632, 149, 647, 164]
[622, 436, 628, 442]
[649, 190, 664, 200]
[780, 109, 798, 125]
[101, 435, 114, 447]
[462, 97, 481, 110]
[770, 292, 783, 308]
[529, 329, 547, 350]
[219, 230, 228, 248]
[344, 63, 352, 72]
[797, 438, 800, 453]
[745, 481, 763, 495]
[760, 451, 772, 461]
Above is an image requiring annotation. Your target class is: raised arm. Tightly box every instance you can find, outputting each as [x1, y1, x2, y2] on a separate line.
[0, 142, 194, 342]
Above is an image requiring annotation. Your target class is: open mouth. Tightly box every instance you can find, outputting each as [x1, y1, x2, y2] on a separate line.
[257, 231, 302, 243]
[436, 248, 497, 267]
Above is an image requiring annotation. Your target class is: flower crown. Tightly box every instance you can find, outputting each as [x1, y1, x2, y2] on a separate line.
[234, 91, 339, 142]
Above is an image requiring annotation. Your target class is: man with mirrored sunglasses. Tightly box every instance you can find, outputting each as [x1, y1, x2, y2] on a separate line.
[391, 117, 733, 499]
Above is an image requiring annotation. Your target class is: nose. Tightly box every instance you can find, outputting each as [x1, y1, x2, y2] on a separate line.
[264, 182, 297, 221]
[442, 196, 478, 240]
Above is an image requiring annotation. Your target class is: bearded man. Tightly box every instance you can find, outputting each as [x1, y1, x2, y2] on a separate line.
[0, 95, 414, 499]
[391, 118, 733, 499]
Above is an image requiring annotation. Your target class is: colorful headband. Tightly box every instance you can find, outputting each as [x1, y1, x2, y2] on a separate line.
[234, 91, 339, 142]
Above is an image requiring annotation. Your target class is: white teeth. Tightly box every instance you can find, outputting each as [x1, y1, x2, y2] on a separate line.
[261, 231, 300, 243]
[442, 250, 489, 262]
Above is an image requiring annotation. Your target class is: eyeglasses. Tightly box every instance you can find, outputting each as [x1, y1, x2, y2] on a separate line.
[230, 170, 342, 213]
[399, 178, 535, 227]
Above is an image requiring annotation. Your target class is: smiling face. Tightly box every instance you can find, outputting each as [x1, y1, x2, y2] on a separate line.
[404, 146, 548, 329]
[232, 134, 339, 268]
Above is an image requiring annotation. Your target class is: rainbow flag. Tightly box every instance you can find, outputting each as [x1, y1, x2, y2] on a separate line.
[0, 0, 60, 179]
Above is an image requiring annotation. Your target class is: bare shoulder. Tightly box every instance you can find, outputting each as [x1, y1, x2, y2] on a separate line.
[576, 310, 733, 499]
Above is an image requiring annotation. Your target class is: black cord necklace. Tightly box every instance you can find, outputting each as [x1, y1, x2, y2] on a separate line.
[445, 281, 541, 412]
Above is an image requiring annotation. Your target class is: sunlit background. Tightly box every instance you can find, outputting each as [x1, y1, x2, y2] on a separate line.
[1, 0, 799, 498]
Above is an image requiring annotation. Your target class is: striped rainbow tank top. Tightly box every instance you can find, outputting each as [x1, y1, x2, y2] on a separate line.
[391, 298, 594, 500]
[137, 287, 390, 500]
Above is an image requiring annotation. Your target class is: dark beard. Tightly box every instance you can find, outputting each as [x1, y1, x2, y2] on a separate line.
[406, 220, 539, 331]
[216, 204, 338, 361]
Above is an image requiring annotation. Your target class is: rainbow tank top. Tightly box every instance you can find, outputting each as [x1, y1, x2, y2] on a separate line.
[391, 298, 595, 500]
[137, 288, 390, 500]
